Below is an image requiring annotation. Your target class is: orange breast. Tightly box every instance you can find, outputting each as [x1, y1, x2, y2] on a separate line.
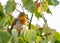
[19, 16, 27, 25]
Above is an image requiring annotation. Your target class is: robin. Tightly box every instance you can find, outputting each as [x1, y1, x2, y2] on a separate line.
[9, 12, 27, 33]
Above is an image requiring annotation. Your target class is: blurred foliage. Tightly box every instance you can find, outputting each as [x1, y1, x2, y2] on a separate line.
[0, 0, 60, 43]
[5, 0, 16, 14]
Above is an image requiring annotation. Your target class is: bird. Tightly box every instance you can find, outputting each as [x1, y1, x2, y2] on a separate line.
[9, 12, 27, 33]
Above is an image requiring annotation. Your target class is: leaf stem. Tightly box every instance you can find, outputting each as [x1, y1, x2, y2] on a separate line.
[42, 14, 47, 24]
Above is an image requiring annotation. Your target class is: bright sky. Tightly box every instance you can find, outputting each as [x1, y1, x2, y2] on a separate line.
[0, 0, 60, 33]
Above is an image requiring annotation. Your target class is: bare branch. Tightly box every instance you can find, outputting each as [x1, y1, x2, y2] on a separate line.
[16, 9, 21, 12]
[16, 3, 24, 12]
[29, 14, 33, 29]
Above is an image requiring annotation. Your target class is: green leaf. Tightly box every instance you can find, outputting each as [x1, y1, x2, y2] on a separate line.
[41, 39, 48, 43]
[0, 3, 6, 27]
[55, 41, 60, 43]
[25, 29, 36, 43]
[48, 35, 56, 43]
[47, 0, 59, 6]
[18, 37, 24, 43]
[31, 24, 35, 29]
[4, 14, 14, 27]
[20, 29, 27, 43]
[43, 24, 56, 34]
[22, 0, 35, 13]
[20, 29, 37, 43]
[35, 11, 41, 20]
[36, 29, 43, 36]
[19, 29, 28, 43]
[41, 0, 49, 11]
[12, 29, 18, 43]
[0, 30, 11, 43]
[20, 29, 27, 39]
[54, 32, 60, 41]
[36, 36, 42, 43]
[5, 0, 16, 14]
[0, 20, 5, 27]
[46, 8, 51, 14]
[0, 3, 5, 19]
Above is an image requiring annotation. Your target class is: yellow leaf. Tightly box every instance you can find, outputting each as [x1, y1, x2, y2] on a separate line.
[41, 0, 48, 11]
[37, 6, 42, 13]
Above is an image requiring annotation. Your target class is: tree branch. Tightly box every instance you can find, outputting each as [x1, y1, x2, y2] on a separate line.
[16, 9, 21, 12]
[29, 14, 33, 29]
[16, 3, 24, 12]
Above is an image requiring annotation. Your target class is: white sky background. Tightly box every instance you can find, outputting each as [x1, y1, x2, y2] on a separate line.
[0, 0, 60, 33]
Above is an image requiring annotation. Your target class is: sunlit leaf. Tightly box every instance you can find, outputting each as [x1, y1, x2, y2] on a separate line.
[20, 29, 37, 43]
[36, 36, 42, 43]
[20, 29, 27, 43]
[0, 3, 6, 27]
[35, 2, 42, 13]
[22, 0, 35, 13]
[25, 29, 36, 43]
[18, 37, 24, 43]
[0, 30, 11, 43]
[0, 3, 5, 19]
[4, 14, 14, 27]
[5, 0, 16, 14]
[54, 32, 60, 41]
[41, 39, 48, 43]
[36, 27, 43, 36]
[35, 11, 41, 20]
[20, 29, 27, 39]
[12, 29, 18, 43]
[43, 24, 56, 34]
[48, 35, 56, 43]
[41, 0, 49, 11]
[47, 0, 59, 6]
[0, 20, 5, 27]
[31, 24, 35, 29]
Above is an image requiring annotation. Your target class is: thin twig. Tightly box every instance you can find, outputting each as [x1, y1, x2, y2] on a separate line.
[37, 0, 38, 2]
[16, 9, 21, 12]
[16, 3, 24, 12]
[26, 17, 31, 21]
[29, 14, 33, 29]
